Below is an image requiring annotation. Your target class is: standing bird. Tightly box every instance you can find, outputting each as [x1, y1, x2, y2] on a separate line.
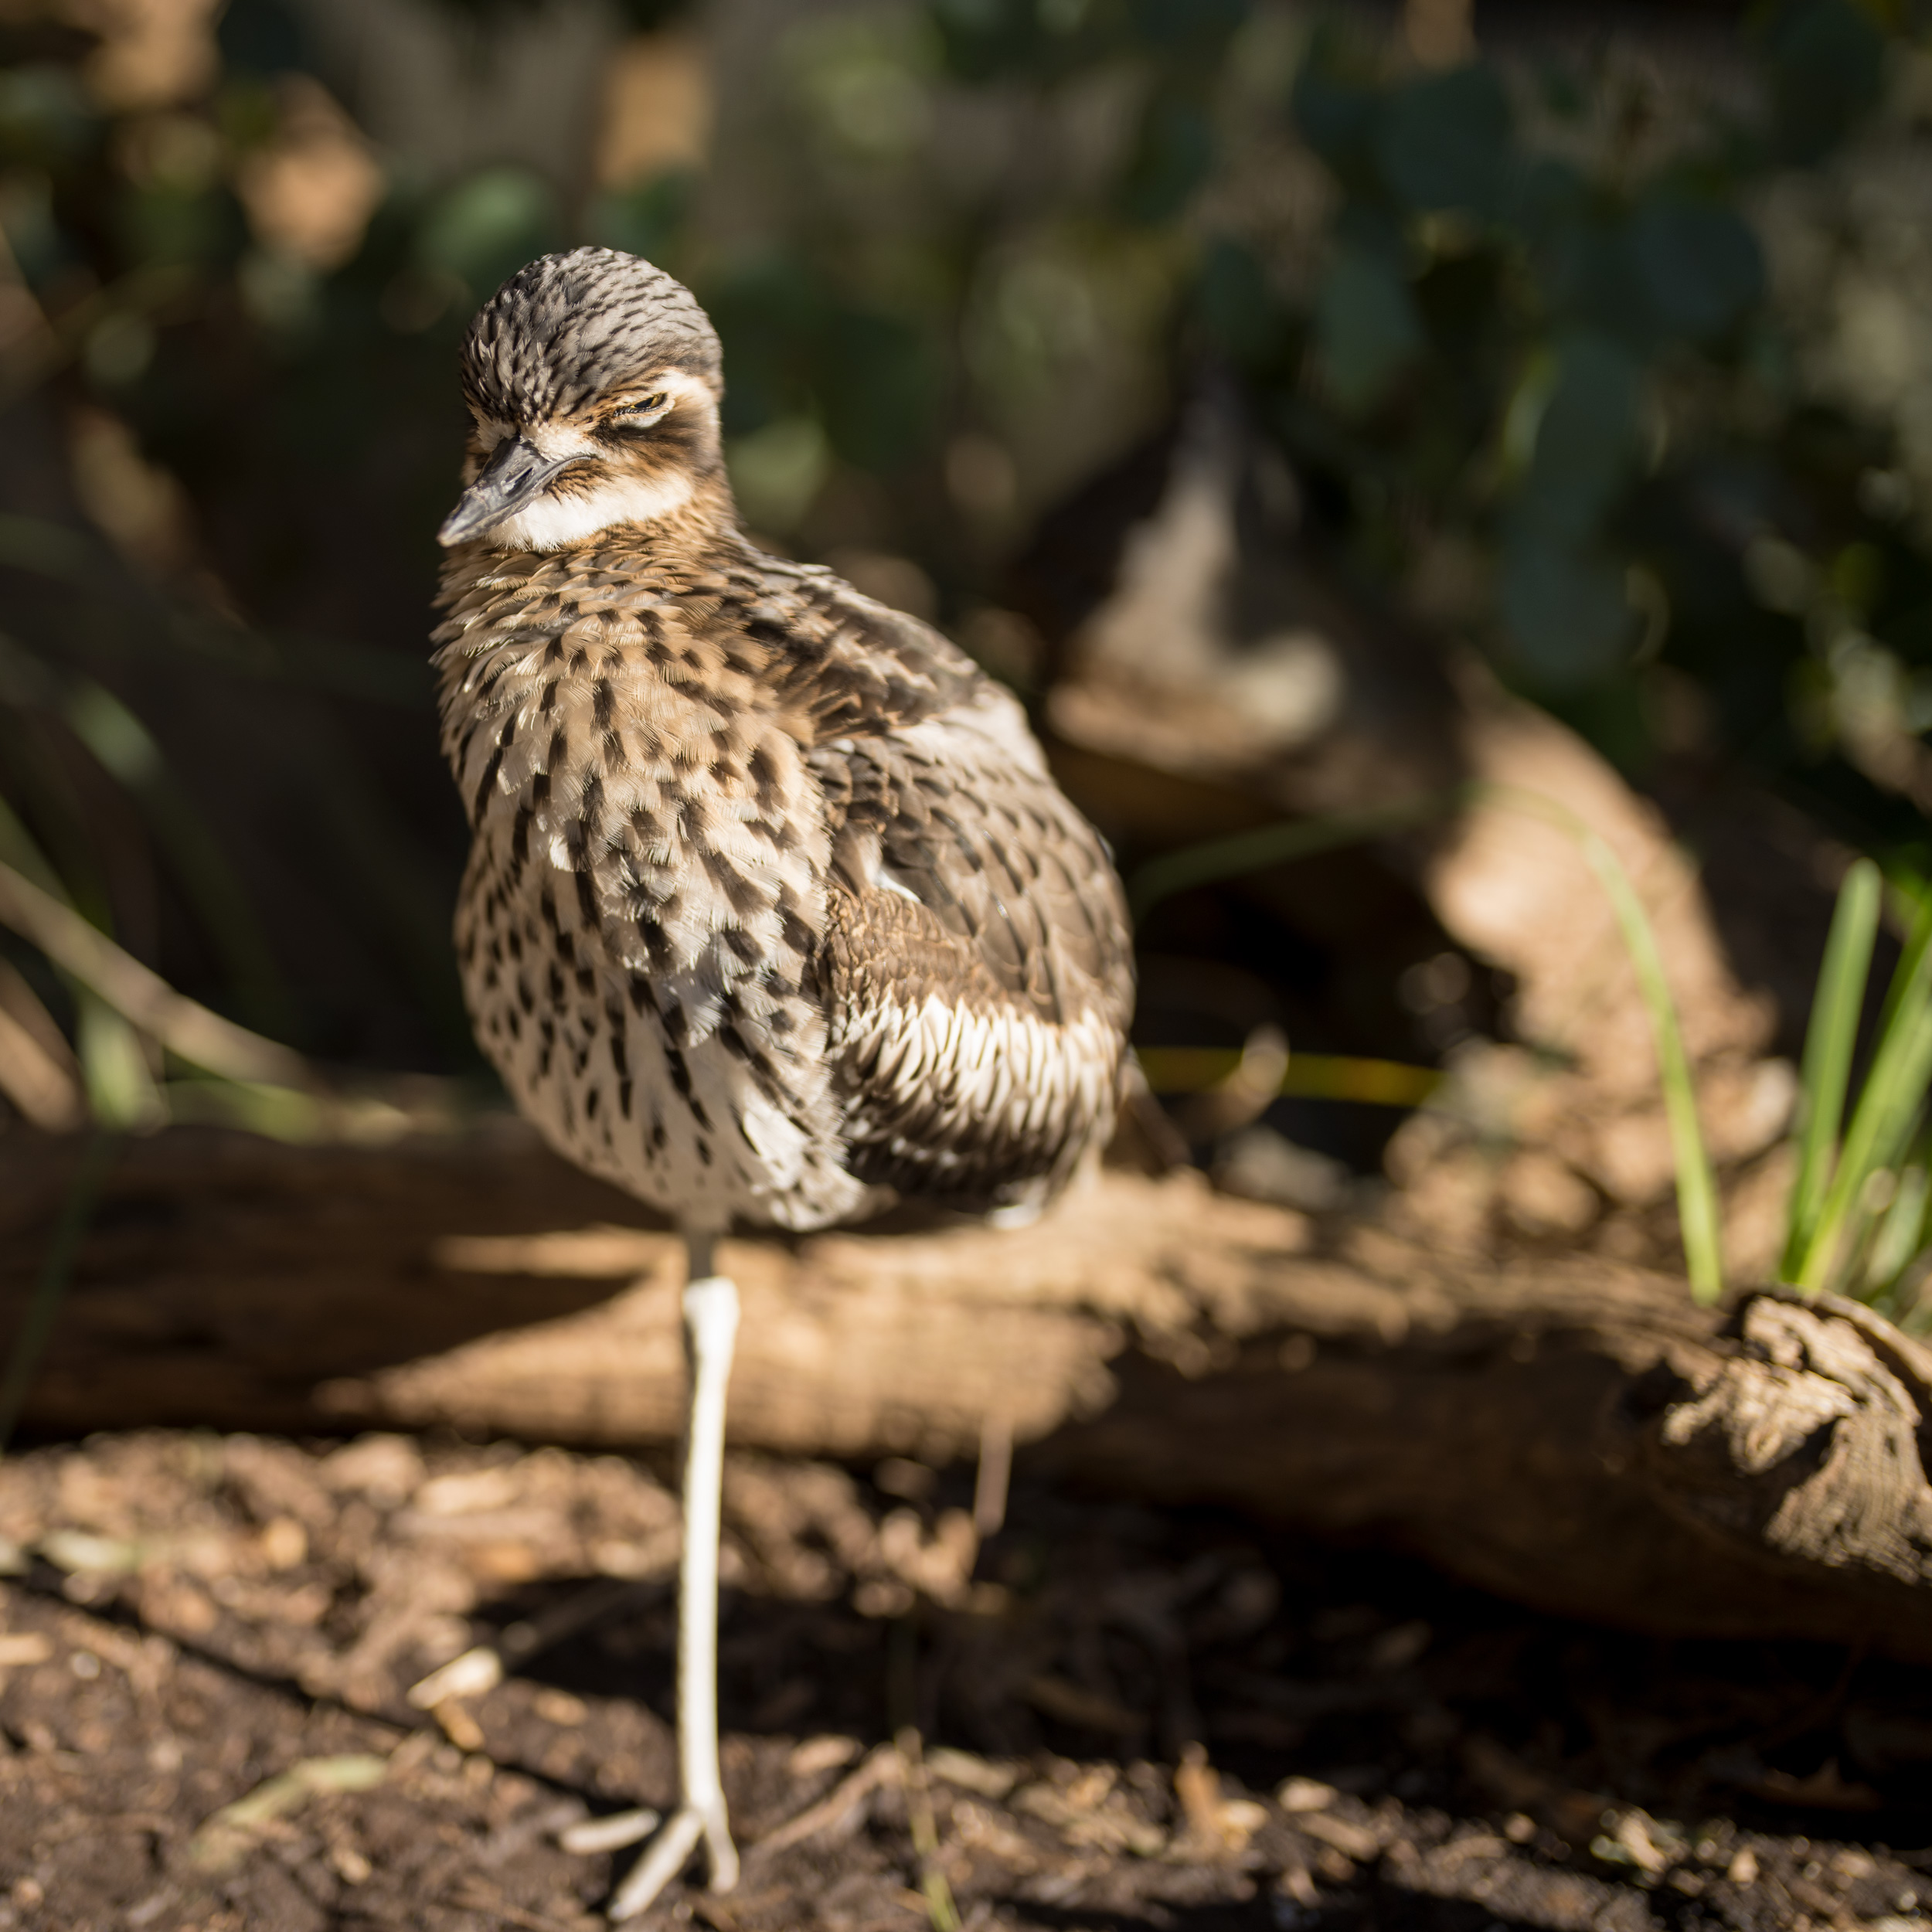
[432, 248, 1134, 1917]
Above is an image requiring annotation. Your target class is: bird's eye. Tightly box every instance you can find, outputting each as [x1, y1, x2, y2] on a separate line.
[615, 392, 670, 422]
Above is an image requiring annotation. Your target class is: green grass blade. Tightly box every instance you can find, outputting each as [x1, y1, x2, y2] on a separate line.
[1781, 858, 1881, 1281]
[62, 677, 291, 1030]
[1125, 787, 1471, 924]
[1795, 943, 1932, 1294]
[1876, 875, 1932, 1043]
[1479, 784, 1725, 1303]
[1121, 778, 1726, 1302]
[1580, 832, 1726, 1303]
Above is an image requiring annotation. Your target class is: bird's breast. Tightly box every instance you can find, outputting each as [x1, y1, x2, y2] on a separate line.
[437, 603, 872, 1230]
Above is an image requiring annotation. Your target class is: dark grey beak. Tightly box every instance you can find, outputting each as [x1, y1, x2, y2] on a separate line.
[437, 434, 577, 546]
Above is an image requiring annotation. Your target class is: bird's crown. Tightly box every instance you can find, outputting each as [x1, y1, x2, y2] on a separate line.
[459, 247, 723, 423]
[439, 249, 730, 551]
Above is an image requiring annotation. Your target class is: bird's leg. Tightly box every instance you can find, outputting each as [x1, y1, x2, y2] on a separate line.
[608, 1230, 741, 1921]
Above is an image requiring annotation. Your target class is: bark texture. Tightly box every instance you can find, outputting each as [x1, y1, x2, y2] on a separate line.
[5, 1124, 1928, 1659]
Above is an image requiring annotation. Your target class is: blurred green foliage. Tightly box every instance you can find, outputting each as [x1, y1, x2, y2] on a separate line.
[2, 0, 1932, 1108]
[1239, 2, 1932, 838]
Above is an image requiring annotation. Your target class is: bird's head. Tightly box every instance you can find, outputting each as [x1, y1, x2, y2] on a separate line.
[437, 247, 727, 553]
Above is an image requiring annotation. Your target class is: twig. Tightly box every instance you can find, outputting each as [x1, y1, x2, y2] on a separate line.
[0, 858, 311, 1089]
[0, 985, 83, 1128]
[750, 1745, 895, 1859]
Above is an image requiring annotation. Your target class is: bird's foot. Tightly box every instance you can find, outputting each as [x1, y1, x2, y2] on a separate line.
[607, 1795, 737, 1922]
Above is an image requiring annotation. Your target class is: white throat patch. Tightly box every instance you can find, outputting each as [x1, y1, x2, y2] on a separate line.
[492, 471, 697, 551]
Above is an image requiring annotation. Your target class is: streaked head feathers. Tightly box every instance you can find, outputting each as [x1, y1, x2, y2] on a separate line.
[458, 247, 723, 423]
[438, 249, 730, 553]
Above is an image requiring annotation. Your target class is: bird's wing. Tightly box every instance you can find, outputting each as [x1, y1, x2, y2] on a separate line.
[727, 556, 986, 739]
[779, 583, 1134, 1207]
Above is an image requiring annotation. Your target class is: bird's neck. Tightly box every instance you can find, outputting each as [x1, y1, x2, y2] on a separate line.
[434, 493, 751, 644]
[430, 502, 786, 844]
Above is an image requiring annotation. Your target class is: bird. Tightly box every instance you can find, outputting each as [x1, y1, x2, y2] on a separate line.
[430, 246, 1135, 1919]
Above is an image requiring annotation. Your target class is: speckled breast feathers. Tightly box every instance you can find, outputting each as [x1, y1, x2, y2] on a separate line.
[433, 248, 1134, 1233]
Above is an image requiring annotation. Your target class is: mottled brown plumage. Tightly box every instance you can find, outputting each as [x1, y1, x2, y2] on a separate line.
[430, 247, 1133, 1917]
[433, 247, 1134, 1237]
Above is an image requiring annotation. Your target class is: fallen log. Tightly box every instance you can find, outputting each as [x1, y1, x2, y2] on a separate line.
[5, 1122, 1929, 1660]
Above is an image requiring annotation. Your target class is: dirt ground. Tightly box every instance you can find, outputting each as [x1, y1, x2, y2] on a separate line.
[0, 1432, 1927, 1932]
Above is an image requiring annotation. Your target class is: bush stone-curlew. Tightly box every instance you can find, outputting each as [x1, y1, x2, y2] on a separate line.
[432, 247, 1134, 1917]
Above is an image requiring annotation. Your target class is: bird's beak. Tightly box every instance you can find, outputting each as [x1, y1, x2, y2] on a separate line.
[437, 434, 577, 546]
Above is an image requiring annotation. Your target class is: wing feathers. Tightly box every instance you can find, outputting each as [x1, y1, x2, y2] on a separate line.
[813, 684, 1134, 1209]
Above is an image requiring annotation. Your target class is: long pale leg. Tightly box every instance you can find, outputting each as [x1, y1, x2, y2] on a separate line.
[608, 1233, 741, 1921]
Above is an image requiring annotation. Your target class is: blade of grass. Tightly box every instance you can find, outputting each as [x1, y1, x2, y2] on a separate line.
[161, 1076, 329, 1141]
[63, 677, 291, 1032]
[1795, 948, 1932, 1293]
[1125, 787, 1471, 924]
[0, 514, 430, 708]
[74, 990, 164, 1129]
[1874, 875, 1932, 1046]
[0, 1130, 119, 1454]
[1477, 784, 1725, 1303]
[1781, 858, 1881, 1281]
[896, 1726, 962, 1932]
[0, 856, 311, 1089]
[1114, 781, 1723, 1298]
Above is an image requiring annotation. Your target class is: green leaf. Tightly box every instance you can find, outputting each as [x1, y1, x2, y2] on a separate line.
[1376, 66, 1514, 219]
[1796, 892, 1932, 1293]
[1498, 542, 1634, 686]
[1196, 237, 1286, 369]
[1483, 785, 1725, 1303]
[1519, 333, 1642, 538]
[1315, 242, 1423, 412]
[1631, 196, 1764, 343]
[418, 167, 562, 302]
[585, 169, 694, 266]
[1497, 334, 1645, 681]
[1864, 1156, 1927, 1298]
[75, 994, 163, 1131]
[1119, 93, 1216, 225]
[1127, 789, 1467, 924]
[1760, 0, 1886, 164]
[1288, 32, 1379, 171]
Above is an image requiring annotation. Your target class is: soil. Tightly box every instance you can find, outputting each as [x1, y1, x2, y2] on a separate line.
[1, 1431, 1927, 1932]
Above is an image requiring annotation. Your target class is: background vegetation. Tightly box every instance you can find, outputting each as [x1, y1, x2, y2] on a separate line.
[3, 0, 1932, 1201]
